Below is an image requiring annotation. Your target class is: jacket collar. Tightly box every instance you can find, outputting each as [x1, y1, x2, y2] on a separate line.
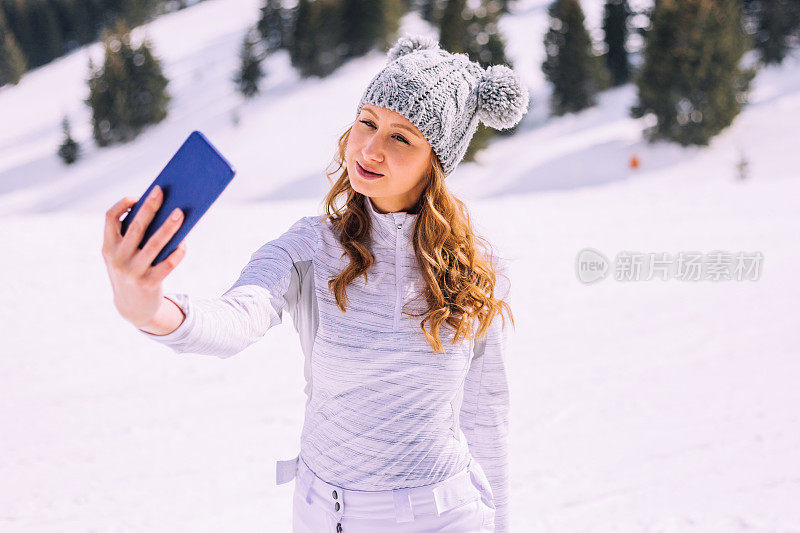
[364, 195, 418, 248]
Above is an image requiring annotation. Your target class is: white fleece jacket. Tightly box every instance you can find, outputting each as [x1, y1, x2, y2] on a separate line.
[139, 195, 512, 531]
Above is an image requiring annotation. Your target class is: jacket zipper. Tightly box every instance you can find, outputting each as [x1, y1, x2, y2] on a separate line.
[393, 219, 403, 331]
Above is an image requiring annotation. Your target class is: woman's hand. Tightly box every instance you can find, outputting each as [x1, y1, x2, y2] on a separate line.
[102, 185, 187, 330]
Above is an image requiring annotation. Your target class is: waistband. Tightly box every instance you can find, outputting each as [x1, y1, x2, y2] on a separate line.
[275, 452, 494, 523]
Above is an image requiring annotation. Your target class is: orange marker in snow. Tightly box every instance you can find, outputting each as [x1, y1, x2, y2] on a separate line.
[629, 154, 640, 169]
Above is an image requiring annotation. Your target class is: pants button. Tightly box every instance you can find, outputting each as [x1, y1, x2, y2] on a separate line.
[334, 502, 340, 511]
[336, 523, 342, 532]
[332, 490, 338, 500]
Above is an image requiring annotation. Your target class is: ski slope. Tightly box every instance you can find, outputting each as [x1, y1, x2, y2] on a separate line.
[1, 0, 798, 531]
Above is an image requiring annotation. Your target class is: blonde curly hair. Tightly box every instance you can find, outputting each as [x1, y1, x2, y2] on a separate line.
[320, 125, 513, 354]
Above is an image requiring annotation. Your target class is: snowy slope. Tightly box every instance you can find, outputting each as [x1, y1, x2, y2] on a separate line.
[1, 0, 799, 531]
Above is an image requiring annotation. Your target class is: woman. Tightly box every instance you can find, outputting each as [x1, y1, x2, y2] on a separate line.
[102, 34, 528, 533]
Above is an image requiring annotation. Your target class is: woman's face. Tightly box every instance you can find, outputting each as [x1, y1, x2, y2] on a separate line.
[346, 103, 433, 213]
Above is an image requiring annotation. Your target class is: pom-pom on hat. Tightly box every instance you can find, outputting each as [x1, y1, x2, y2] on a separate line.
[356, 33, 530, 176]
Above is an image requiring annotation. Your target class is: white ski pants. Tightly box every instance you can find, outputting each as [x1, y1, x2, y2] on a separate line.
[275, 452, 496, 532]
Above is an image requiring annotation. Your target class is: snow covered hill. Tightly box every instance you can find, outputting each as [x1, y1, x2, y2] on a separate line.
[1, 0, 798, 531]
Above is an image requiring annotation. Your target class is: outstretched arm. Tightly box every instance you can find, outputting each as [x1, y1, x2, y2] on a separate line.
[138, 216, 319, 357]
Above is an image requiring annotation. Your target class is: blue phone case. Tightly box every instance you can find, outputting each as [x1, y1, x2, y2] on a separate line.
[120, 131, 236, 266]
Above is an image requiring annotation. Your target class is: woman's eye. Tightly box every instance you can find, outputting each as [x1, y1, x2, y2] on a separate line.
[359, 120, 409, 145]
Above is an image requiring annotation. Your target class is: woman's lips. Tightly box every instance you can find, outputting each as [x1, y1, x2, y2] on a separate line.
[356, 161, 383, 179]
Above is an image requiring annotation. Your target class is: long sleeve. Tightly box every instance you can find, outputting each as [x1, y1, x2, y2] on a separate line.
[459, 258, 512, 532]
[137, 215, 319, 357]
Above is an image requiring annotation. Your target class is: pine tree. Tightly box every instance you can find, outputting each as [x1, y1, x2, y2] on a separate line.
[87, 29, 135, 145]
[483, 0, 516, 15]
[742, 0, 800, 65]
[630, 0, 756, 146]
[0, 0, 166, 70]
[289, 0, 345, 78]
[341, 0, 386, 58]
[497, 0, 516, 14]
[439, 0, 470, 54]
[234, 27, 265, 98]
[58, 115, 81, 165]
[279, 1, 299, 52]
[128, 34, 170, 129]
[418, 0, 445, 25]
[313, 0, 345, 76]
[735, 148, 749, 180]
[331, 0, 406, 62]
[0, 9, 27, 86]
[288, 0, 313, 73]
[1, 2, 34, 70]
[257, 0, 288, 53]
[85, 20, 170, 146]
[118, 0, 163, 28]
[377, 0, 408, 52]
[602, 0, 631, 86]
[542, 0, 610, 116]
[27, 1, 64, 67]
[463, 0, 510, 68]
[55, 0, 95, 52]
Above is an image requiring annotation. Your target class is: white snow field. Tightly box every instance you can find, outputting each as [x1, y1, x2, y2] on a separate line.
[1, 0, 798, 531]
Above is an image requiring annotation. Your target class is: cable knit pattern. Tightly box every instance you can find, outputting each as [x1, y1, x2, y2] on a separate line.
[138, 196, 512, 531]
[356, 32, 530, 177]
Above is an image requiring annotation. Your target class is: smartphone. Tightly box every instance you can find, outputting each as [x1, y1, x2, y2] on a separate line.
[120, 130, 236, 266]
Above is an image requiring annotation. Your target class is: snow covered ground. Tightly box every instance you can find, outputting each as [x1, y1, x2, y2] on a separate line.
[1, 0, 798, 531]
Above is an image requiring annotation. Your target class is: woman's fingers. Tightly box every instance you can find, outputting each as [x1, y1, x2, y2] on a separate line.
[144, 241, 187, 285]
[118, 185, 163, 259]
[130, 206, 184, 276]
[101, 190, 184, 329]
[103, 196, 138, 257]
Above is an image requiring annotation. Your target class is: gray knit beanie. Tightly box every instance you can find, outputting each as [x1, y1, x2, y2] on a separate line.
[355, 33, 530, 176]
